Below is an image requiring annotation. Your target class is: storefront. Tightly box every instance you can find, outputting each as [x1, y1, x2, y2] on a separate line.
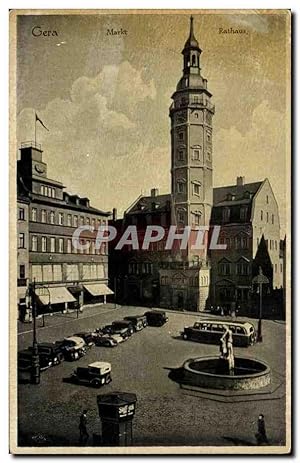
[83, 283, 114, 305]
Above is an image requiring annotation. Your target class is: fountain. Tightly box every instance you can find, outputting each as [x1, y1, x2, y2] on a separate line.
[172, 327, 271, 391]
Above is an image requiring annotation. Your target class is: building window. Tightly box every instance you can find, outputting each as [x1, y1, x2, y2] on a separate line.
[275, 263, 278, 273]
[85, 240, 90, 254]
[50, 211, 55, 224]
[266, 212, 269, 223]
[58, 238, 64, 253]
[58, 213, 64, 225]
[261, 210, 263, 221]
[266, 195, 269, 204]
[31, 235, 37, 252]
[280, 263, 283, 273]
[86, 217, 90, 225]
[275, 240, 277, 250]
[18, 233, 25, 249]
[178, 150, 184, 161]
[272, 214, 274, 224]
[18, 208, 25, 220]
[67, 239, 72, 254]
[178, 210, 185, 223]
[193, 213, 201, 226]
[41, 236, 47, 252]
[67, 214, 72, 227]
[31, 208, 37, 222]
[240, 207, 247, 221]
[51, 188, 56, 198]
[219, 261, 231, 275]
[178, 132, 184, 141]
[91, 241, 95, 255]
[40, 185, 45, 196]
[223, 207, 230, 222]
[73, 215, 78, 228]
[19, 265, 25, 279]
[206, 132, 211, 142]
[193, 183, 201, 196]
[50, 237, 55, 253]
[236, 262, 249, 276]
[41, 209, 47, 223]
[80, 216, 84, 226]
[177, 181, 185, 194]
[192, 149, 200, 161]
[241, 236, 248, 249]
[92, 218, 96, 228]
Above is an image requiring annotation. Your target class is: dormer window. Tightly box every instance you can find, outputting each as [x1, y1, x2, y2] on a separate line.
[226, 193, 235, 201]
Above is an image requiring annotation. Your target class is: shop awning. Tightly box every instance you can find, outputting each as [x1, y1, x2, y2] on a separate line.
[37, 287, 76, 305]
[83, 283, 114, 297]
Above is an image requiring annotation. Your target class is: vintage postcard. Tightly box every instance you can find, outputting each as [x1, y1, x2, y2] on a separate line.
[10, 9, 291, 454]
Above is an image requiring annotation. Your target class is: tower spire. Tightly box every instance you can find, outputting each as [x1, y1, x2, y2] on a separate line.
[183, 15, 200, 51]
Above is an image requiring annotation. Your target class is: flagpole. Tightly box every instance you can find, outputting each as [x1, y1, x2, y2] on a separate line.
[34, 112, 36, 147]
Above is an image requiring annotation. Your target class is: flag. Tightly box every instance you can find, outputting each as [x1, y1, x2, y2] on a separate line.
[35, 113, 49, 131]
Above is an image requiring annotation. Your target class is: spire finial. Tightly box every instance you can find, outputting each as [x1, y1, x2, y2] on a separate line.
[190, 15, 194, 36]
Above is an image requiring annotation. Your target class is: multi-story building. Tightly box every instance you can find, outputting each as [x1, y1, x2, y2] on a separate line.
[17, 141, 113, 319]
[17, 178, 30, 320]
[209, 176, 282, 312]
[109, 17, 284, 315]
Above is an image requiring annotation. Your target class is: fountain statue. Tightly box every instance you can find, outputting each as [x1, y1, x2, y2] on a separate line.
[219, 326, 235, 375]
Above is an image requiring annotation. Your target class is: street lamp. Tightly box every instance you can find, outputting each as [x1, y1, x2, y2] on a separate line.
[252, 266, 269, 343]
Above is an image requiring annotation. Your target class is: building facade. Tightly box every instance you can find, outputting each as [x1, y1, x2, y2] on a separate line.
[209, 176, 282, 312]
[17, 142, 113, 319]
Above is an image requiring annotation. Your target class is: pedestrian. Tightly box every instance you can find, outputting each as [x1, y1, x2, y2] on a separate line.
[79, 409, 89, 445]
[255, 414, 269, 445]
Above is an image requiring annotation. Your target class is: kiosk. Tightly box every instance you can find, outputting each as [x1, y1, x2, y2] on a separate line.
[97, 392, 137, 446]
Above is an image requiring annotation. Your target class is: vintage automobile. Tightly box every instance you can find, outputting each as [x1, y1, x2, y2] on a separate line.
[18, 349, 53, 373]
[55, 336, 87, 360]
[112, 320, 134, 336]
[94, 334, 119, 348]
[124, 315, 147, 331]
[68, 361, 112, 388]
[98, 325, 130, 340]
[181, 320, 257, 347]
[73, 332, 95, 348]
[144, 310, 169, 327]
[28, 342, 64, 365]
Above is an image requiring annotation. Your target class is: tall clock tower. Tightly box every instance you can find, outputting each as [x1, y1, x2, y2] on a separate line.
[170, 16, 214, 263]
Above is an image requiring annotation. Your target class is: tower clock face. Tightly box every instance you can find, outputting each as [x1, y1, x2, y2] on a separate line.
[34, 163, 45, 175]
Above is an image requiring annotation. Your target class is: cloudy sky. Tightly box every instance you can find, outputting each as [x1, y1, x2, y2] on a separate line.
[16, 11, 290, 235]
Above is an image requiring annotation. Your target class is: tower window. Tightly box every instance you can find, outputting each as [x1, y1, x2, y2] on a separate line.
[18, 208, 25, 221]
[192, 183, 201, 196]
[261, 210, 263, 221]
[178, 211, 185, 222]
[266, 195, 269, 204]
[177, 181, 185, 194]
[193, 149, 201, 160]
[178, 150, 184, 161]
[178, 132, 184, 141]
[192, 55, 196, 66]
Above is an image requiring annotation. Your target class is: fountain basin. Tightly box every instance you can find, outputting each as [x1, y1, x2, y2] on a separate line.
[183, 356, 271, 391]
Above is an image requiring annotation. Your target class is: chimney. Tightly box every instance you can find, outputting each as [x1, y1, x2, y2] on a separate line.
[236, 176, 245, 186]
[151, 188, 159, 197]
[112, 208, 117, 221]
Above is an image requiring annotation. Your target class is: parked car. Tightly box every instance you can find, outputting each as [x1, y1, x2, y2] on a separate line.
[99, 325, 130, 340]
[124, 315, 147, 331]
[28, 342, 64, 365]
[112, 320, 134, 336]
[55, 336, 87, 361]
[73, 332, 95, 348]
[18, 349, 53, 373]
[67, 361, 112, 388]
[181, 320, 257, 347]
[144, 311, 168, 327]
[94, 334, 119, 348]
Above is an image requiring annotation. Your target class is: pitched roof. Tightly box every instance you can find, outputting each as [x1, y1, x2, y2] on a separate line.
[213, 181, 263, 206]
[126, 193, 171, 215]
